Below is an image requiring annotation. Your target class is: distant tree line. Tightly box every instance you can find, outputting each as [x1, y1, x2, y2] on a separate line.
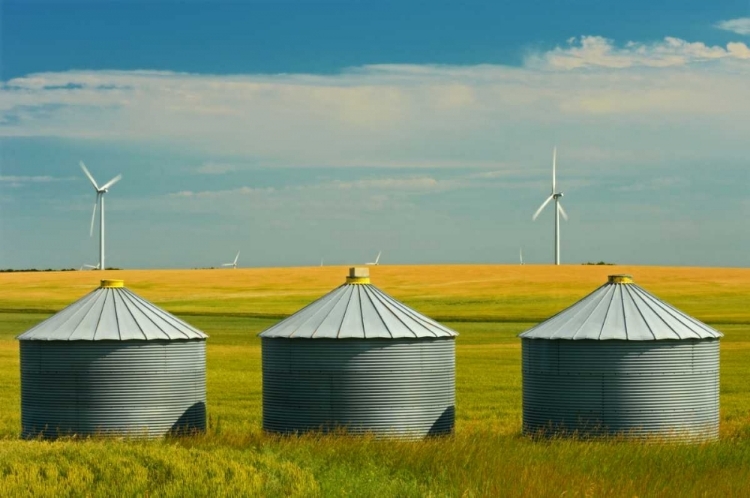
[581, 262, 616, 266]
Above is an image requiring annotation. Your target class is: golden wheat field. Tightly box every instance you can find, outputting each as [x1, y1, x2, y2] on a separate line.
[1, 264, 749, 497]
[2, 264, 749, 322]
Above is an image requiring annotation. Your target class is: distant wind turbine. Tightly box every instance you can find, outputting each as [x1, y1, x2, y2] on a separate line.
[366, 251, 381, 266]
[532, 147, 568, 265]
[222, 251, 240, 269]
[80, 161, 122, 271]
[520, 248, 524, 266]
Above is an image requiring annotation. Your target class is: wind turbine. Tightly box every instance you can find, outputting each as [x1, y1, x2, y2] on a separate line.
[80, 161, 122, 271]
[222, 251, 240, 269]
[532, 147, 568, 265]
[366, 251, 381, 266]
[520, 248, 524, 266]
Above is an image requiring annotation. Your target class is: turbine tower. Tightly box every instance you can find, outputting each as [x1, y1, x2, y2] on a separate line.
[80, 161, 122, 271]
[532, 147, 568, 265]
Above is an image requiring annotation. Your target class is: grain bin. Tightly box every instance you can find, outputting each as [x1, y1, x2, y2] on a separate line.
[259, 267, 457, 438]
[17, 279, 207, 439]
[519, 274, 722, 442]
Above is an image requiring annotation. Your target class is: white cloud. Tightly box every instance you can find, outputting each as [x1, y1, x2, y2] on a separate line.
[716, 18, 750, 35]
[1, 34, 750, 178]
[531, 36, 750, 70]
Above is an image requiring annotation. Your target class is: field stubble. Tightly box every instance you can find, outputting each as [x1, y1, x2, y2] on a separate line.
[0, 265, 749, 496]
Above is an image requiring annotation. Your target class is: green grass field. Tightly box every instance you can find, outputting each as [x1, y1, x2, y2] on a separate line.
[1, 266, 750, 496]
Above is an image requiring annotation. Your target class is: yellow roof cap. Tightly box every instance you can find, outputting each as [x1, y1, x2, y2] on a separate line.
[100, 279, 124, 288]
[608, 275, 633, 284]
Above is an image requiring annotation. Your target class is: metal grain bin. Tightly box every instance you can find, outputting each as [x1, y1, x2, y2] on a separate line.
[17, 279, 208, 439]
[519, 275, 722, 442]
[259, 267, 457, 439]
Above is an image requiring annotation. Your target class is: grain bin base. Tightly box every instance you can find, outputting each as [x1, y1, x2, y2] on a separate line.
[262, 337, 455, 439]
[20, 340, 207, 439]
[521, 338, 720, 442]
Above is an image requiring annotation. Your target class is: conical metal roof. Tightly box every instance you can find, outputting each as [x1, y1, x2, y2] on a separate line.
[17, 280, 208, 341]
[259, 268, 458, 339]
[519, 275, 722, 341]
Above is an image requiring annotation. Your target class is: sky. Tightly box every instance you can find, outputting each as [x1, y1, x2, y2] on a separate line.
[1, 0, 749, 269]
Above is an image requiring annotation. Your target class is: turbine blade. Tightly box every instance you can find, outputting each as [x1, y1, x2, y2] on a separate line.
[552, 146, 557, 194]
[100, 174, 122, 191]
[90, 194, 99, 237]
[234, 251, 240, 264]
[558, 202, 569, 221]
[532, 195, 554, 220]
[80, 161, 99, 190]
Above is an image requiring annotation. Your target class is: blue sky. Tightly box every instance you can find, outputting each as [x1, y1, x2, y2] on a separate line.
[1, 1, 750, 269]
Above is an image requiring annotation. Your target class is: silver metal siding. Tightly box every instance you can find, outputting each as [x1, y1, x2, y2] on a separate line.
[522, 338, 720, 441]
[20, 340, 206, 439]
[262, 337, 455, 438]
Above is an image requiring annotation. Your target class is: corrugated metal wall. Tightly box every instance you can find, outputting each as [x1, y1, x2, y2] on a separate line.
[262, 337, 455, 438]
[20, 340, 206, 439]
[522, 338, 720, 441]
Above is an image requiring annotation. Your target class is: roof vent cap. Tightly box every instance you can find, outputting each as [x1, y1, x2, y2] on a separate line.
[346, 267, 370, 284]
[100, 279, 124, 288]
[608, 275, 633, 284]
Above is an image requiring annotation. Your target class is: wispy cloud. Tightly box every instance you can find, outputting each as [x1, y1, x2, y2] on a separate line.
[716, 18, 750, 36]
[0, 175, 57, 182]
[0, 175, 75, 187]
[169, 186, 275, 198]
[195, 162, 239, 175]
[614, 177, 688, 192]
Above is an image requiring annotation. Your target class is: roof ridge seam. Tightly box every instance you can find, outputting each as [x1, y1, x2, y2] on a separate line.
[598, 284, 618, 340]
[627, 285, 671, 340]
[119, 289, 149, 340]
[370, 285, 455, 336]
[18, 287, 98, 339]
[129, 289, 193, 339]
[620, 284, 628, 340]
[634, 286, 707, 339]
[359, 285, 366, 339]
[311, 284, 351, 338]
[336, 286, 356, 339]
[113, 288, 122, 341]
[367, 285, 419, 338]
[289, 286, 346, 339]
[93, 288, 111, 340]
[521, 282, 609, 338]
[360, 285, 391, 338]
[125, 289, 174, 340]
[63, 289, 106, 340]
[554, 287, 606, 340]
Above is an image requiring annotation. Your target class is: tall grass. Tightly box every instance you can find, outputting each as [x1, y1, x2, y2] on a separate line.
[1, 267, 749, 496]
